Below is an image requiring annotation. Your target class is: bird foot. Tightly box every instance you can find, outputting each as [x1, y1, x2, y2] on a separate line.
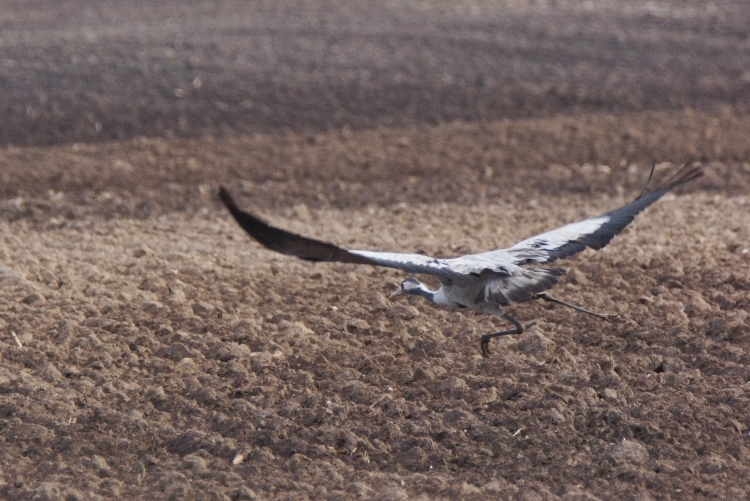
[480, 338, 492, 358]
[600, 313, 624, 323]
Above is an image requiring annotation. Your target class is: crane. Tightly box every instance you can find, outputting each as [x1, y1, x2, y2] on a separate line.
[219, 163, 702, 357]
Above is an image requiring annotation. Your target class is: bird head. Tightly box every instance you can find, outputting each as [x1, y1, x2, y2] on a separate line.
[389, 277, 422, 300]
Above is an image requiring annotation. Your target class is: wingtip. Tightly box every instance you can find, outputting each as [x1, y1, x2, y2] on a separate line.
[637, 161, 704, 199]
[665, 161, 704, 190]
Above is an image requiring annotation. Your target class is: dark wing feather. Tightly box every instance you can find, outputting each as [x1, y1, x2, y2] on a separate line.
[219, 187, 374, 265]
[219, 187, 467, 279]
[505, 162, 703, 264]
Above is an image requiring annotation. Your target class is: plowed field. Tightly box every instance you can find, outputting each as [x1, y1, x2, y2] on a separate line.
[2, 1, 750, 499]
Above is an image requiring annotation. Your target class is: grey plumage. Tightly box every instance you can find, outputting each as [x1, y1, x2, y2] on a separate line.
[220, 163, 702, 356]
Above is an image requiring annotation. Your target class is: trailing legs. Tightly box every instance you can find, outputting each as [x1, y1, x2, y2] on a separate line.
[479, 295, 617, 357]
[534, 293, 618, 321]
[480, 311, 523, 358]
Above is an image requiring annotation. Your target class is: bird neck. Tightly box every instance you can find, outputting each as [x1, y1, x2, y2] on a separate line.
[410, 283, 439, 304]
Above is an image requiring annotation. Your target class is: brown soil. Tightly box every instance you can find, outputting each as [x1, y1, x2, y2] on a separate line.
[2, 1, 750, 500]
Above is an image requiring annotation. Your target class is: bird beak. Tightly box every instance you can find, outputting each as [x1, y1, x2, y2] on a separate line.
[388, 288, 403, 300]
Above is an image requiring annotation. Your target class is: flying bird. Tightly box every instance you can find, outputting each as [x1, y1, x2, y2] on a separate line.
[219, 163, 702, 357]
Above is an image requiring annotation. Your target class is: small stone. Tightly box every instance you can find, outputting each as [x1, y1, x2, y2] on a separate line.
[683, 291, 713, 317]
[41, 270, 60, 289]
[345, 318, 371, 333]
[146, 386, 166, 402]
[208, 342, 251, 361]
[442, 408, 475, 426]
[163, 342, 191, 361]
[656, 460, 678, 474]
[549, 408, 566, 424]
[605, 409, 623, 426]
[250, 447, 275, 462]
[473, 387, 498, 406]
[602, 388, 618, 401]
[413, 367, 434, 381]
[192, 387, 222, 406]
[117, 286, 140, 302]
[192, 301, 215, 318]
[249, 351, 274, 373]
[182, 454, 207, 471]
[701, 455, 727, 474]
[91, 454, 111, 474]
[174, 358, 196, 373]
[167, 289, 187, 305]
[141, 300, 164, 314]
[37, 363, 63, 383]
[279, 320, 314, 340]
[517, 331, 556, 362]
[439, 376, 468, 393]
[610, 439, 649, 465]
[661, 357, 685, 373]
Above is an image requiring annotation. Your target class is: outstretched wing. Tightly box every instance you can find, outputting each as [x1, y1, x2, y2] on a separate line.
[219, 187, 466, 280]
[494, 162, 702, 265]
[220, 162, 701, 284]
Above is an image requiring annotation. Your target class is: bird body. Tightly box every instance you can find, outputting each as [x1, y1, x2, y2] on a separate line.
[220, 163, 702, 356]
[396, 276, 487, 309]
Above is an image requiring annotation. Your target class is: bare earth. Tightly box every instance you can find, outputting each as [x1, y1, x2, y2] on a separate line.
[2, 1, 750, 499]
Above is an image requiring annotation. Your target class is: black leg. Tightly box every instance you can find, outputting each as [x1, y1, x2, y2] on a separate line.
[480, 312, 524, 358]
[534, 293, 617, 321]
